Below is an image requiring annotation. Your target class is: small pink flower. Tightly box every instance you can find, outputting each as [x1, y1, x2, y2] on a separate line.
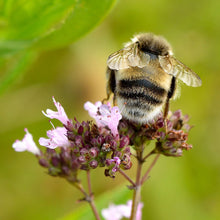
[127, 200, 143, 220]
[12, 128, 40, 155]
[42, 97, 71, 127]
[108, 157, 121, 172]
[84, 101, 122, 136]
[102, 200, 143, 220]
[39, 127, 70, 149]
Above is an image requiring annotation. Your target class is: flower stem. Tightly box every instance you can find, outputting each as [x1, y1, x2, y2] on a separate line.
[130, 146, 144, 220]
[87, 170, 92, 196]
[140, 154, 160, 185]
[86, 171, 101, 220]
[142, 150, 155, 162]
[89, 199, 101, 220]
[118, 168, 136, 187]
[71, 173, 101, 220]
[73, 182, 87, 198]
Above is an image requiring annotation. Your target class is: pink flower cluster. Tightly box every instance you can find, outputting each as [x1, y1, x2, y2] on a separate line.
[13, 97, 122, 155]
[12, 97, 130, 179]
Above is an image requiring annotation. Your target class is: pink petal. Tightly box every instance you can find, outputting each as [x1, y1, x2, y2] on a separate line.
[84, 101, 122, 136]
[39, 127, 70, 149]
[12, 129, 40, 155]
[42, 97, 70, 126]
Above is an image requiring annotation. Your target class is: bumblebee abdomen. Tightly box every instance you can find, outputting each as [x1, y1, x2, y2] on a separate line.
[116, 78, 167, 124]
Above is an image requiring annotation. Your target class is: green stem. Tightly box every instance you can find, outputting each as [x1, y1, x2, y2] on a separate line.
[89, 199, 101, 220]
[70, 173, 101, 220]
[118, 168, 136, 187]
[142, 150, 155, 162]
[140, 154, 160, 185]
[87, 171, 101, 220]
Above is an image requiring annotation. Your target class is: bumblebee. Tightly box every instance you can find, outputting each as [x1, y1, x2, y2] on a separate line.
[105, 33, 202, 124]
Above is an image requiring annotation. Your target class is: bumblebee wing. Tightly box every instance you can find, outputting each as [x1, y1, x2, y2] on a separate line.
[107, 43, 150, 70]
[160, 56, 202, 87]
[172, 79, 182, 100]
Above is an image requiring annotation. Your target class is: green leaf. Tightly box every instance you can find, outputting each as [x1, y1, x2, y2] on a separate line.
[0, 0, 117, 93]
[0, 0, 117, 55]
[0, 51, 36, 94]
[33, 0, 117, 51]
[61, 185, 132, 220]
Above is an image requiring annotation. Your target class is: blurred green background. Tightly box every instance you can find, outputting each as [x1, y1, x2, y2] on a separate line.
[1, 0, 220, 219]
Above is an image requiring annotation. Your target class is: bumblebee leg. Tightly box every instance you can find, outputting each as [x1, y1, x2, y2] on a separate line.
[163, 97, 170, 119]
[163, 97, 170, 133]
[164, 76, 176, 132]
[102, 93, 110, 104]
[113, 94, 117, 106]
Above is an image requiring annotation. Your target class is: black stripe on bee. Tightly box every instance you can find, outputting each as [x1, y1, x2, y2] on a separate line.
[124, 101, 152, 111]
[119, 79, 166, 96]
[118, 91, 162, 105]
[128, 111, 145, 117]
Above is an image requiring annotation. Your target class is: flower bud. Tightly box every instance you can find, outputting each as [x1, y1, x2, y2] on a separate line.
[39, 158, 49, 168]
[60, 149, 71, 163]
[73, 148, 80, 155]
[110, 140, 117, 149]
[166, 120, 173, 131]
[120, 136, 130, 148]
[105, 159, 112, 166]
[75, 135, 83, 146]
[89, 160, 98, 169]
[67, 131, 75, 141]
[164, 141, 173, 148]
[123, 161, 132, 169]
[97, 136, 104, 146]
[51, 156, 60, 167]
[80, 148, 89, 156]
[62, 166, 70, 175]
[80, 164, 89, 170]
[114, 151, 122, 158]
[77, 125, 84, 135]
[46, 148, 56, 154]
[89, 147, 99, 158]
[82, 121, 90, 130]
[156, 118, 164, 128]
[156, 131, 166, 140]
[78, 155, 86, 164]
[71, 159, 80, 169]
[170, 110, 182, 121]
[66, 120, 74, 131]
[183, 114, 190, 123]
[183, 124, 192, 132]
[124, 147, 131, 154]
[84, 131, 90, 142]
